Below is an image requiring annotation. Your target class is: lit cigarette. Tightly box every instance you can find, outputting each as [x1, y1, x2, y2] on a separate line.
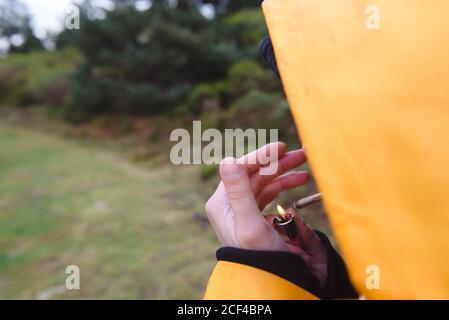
[294, 193, 322, 210]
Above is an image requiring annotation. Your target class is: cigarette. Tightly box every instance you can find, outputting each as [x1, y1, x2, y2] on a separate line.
[293, 193, 322, 210]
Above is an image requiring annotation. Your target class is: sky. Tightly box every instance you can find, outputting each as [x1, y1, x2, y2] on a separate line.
[23, 0, 81, 38]
[1, 0, 114, 53]
[22, 0, 212, 39]
[0, 0, 212, 53]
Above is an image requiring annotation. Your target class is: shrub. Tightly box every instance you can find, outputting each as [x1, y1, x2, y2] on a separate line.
[187, 83, 220, 115]
[228, 60, 269, 97]
[200, 164, 218, 181]
[225, 89, 296, 140]
[224, 9, 267, 48]
[0, 49, 80, 108]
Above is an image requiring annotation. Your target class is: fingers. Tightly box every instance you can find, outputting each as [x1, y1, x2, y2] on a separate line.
[256, 171, 309, 210]
[294, 215, 324, 255]
[250, 149, 306, 196]
[219, 157, 262, 228]
[237, 142, 287, 175]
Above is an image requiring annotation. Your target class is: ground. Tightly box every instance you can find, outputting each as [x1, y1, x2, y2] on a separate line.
[0, 125, 218, 299]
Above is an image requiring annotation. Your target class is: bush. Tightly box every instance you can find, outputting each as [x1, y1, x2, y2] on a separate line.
[0, 65, 35, 106]
[62, 65, 110, 123]
[228, 60, 269, 97]
[224, 9, 267, 48]
[61, 4, 245, 121]
[187, 83, 220, 115]
[0, 49, 80, 108]
[34, 72, 70, 108]
[200, 164, 218, 181]
[225, 90, 296, 140]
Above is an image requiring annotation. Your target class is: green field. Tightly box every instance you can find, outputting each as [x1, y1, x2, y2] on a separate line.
[0, 125, 218, 299]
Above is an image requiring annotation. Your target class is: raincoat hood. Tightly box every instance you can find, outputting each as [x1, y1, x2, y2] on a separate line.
[262, 0, 449, 299]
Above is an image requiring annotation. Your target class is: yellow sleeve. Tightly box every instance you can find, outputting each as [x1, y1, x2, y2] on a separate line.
[204, 261, 318, 300]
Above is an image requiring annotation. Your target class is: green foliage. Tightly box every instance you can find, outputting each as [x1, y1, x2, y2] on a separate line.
[200, 164, 219, 181]
[221, 0, 262, 13]
[9, 27, 45, 54]
[187, 83, 220, 115]
[224, 9, 267, 47]
[56, 3, 270, 121]
[228, 59, 269, 97]
[0, 49, 80, 107]
[2, 2, 289, 134]
[203, 0, 261, 15]
[225, 89, 296, 140]
[61, 4, 240, 120]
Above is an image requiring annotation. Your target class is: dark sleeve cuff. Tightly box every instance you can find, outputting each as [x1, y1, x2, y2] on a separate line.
[216, 232, 358, 300]
[314, 231, 359, 299]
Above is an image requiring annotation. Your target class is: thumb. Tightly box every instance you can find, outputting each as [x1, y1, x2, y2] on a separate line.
[219, 157, 261, 226]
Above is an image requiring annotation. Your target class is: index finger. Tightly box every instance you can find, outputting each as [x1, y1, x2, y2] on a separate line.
[237, 142, 287, 175]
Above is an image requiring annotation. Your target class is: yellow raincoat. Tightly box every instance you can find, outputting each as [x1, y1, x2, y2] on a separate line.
[205, 0, 449, 300]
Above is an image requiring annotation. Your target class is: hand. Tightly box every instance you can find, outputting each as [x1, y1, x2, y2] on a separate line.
[205, 143, 328, 286]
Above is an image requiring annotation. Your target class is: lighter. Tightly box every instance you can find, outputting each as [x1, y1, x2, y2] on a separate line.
[274, 205, 298, 241]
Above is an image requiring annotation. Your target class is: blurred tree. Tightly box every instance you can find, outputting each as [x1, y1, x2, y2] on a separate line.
[62, 0, 255, 120]
[222, 8, 266, 48]
[9, 22, 44, 53]
[228, 60, 268, 97]
[110, 0, 139, 7]
[52, 0, 274, 122]
[0, 0, 44, 54]
[203, 0, 261, 15]
[0, 0, 27, 37]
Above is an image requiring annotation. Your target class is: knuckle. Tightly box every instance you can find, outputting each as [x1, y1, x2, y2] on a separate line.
[219, 157, 243, 180]
[219, 157, 236, 169]
[226, 189, 247, 202]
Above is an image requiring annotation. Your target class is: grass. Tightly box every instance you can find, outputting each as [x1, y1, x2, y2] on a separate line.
[0, 125, 218, 299]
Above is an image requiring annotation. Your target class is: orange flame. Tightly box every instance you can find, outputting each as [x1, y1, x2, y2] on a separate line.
[277, 205, 287, 218]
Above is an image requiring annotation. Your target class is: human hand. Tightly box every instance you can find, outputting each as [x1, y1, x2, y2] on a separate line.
[205, 143, 327, 286]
